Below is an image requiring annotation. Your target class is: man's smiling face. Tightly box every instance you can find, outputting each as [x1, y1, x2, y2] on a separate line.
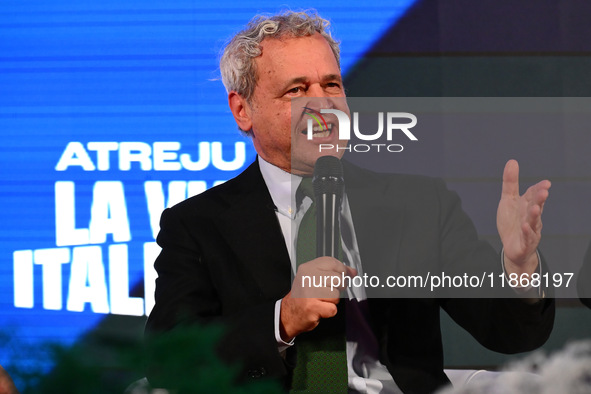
[240, 33, 349, 175]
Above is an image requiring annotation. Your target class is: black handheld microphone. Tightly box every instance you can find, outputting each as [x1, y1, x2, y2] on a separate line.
[312, 156, 345, 258]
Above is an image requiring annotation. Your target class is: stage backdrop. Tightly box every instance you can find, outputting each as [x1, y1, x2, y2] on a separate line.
[0, 0, 418, 379]
[1, 0, 590, 386]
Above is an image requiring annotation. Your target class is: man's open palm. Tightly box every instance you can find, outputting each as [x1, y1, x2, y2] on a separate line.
[497, 159, 551, 270]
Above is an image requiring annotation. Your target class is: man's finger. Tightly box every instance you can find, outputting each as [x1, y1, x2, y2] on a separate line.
[501, 159, 520, 198]
[344, 265, 358, 278]
[313, 257, 358, 278]
[317, 296, 341, 305]
[314, 256, 347, 272]
[297, 284, 341, 299]
[525, 204, 543, 233]
[316, 301, 339, 319]
[524, 181, 550, 217]
[520, 221, 540, 249]
[534, 181, 551, 203]
[525, 180, 550, 200]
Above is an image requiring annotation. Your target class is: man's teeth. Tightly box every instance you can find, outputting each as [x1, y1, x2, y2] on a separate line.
[314, 130, 330, 138]
[305, 124, 333, 138]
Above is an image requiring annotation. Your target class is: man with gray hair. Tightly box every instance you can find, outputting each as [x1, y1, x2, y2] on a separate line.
[146, 10, 554, 393]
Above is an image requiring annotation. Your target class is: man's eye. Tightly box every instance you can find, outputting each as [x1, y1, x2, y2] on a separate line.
[287, 86, 304, 94]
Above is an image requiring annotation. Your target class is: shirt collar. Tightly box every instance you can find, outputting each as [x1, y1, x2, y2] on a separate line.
[258, 156, 301, 219]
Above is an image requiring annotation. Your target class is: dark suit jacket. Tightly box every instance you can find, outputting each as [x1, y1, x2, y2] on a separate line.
[145, 158, 554, 393]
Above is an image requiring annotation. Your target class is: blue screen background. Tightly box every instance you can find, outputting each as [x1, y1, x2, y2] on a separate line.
[0, 0, 417, 374]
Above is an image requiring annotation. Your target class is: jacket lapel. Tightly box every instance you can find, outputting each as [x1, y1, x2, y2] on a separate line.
[343, 161, 406, 282]
[216, 159, 293, 300]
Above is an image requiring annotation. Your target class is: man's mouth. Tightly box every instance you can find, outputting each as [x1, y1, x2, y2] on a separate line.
[301, 123, 334, 139]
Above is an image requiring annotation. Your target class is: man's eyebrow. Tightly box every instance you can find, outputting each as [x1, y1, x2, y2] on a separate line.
[321, 74, 342, 83]
[279, 74, 343, 92]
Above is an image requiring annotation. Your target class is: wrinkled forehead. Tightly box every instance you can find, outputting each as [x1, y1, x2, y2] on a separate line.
[254, 33, 339, 81]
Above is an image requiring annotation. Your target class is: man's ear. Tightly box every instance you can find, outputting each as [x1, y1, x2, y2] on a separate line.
[228, 91, 253, 133]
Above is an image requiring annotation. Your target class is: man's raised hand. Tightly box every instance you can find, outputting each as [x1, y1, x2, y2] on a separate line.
[497, 159, 551, 275]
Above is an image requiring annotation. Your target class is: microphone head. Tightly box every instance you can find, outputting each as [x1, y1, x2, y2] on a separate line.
[313, 156, 344, 197]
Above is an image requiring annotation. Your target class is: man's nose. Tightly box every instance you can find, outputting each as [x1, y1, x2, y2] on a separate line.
[305, 85, 335, 110]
